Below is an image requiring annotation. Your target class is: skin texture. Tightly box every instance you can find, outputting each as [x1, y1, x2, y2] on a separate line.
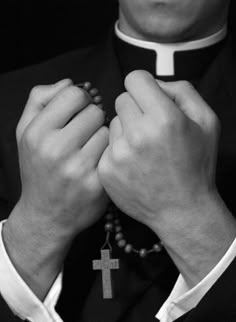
[3, 0, 235, 306]
[119, 0, 230, 42]
[98, 71, 236, 286]
[3, 80, 109, 300]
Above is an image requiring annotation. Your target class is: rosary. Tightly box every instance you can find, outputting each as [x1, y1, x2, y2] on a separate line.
[77, 82, 164, 300]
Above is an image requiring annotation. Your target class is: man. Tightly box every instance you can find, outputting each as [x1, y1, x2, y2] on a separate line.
[0, 0, 235, 321]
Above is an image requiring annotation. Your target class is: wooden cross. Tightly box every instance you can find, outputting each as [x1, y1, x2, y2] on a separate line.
[93, 249, 119, 299]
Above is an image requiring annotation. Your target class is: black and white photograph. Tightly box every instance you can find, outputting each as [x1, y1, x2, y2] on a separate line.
[0, 1, 235, 321]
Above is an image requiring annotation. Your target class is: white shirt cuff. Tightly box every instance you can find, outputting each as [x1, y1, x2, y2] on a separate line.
[0, 220, 63, 322]
[156, 237, 236, 322]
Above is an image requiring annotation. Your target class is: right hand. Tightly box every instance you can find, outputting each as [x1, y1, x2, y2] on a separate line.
[14, 79, 109, 241]
[2, 79, 109, 300]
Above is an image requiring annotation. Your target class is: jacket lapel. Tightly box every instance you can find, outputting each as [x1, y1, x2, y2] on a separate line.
[80, 250, 177, 322]
[198, 36, 236, 216]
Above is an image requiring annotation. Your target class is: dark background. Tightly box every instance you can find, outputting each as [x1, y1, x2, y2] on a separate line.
[0, 0, 234, 74]
[0, 0, 118, 73]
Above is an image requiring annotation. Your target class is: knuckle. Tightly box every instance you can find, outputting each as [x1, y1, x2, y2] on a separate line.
[124, 70, 151, 88]
[29, 85, 44, 103]
[159, 112, 179, 128]
[90, 104, 105, 121]
[97, 151, 109, 176]
[75, 154, 91, 176]
[115, 92, 128, 106]
[177, 80, 194, 92]
[21, 126, 39, 150]
[115, 92, 130, 113]
[63, 85, 88, 104]
[39, 139, 61, 163]
[110, 115, 119, 128]
[84, 174, 102, 196]
[62, 155, 93, 182]
[128, 130, 146, 151]
[112, 140, 130, 163]
[61, 162, 78, 181]
[99, 126, 109, 138]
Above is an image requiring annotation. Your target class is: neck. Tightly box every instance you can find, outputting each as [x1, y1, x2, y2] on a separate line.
[119, 11, 229, 43]
[115, 21, 227, 48]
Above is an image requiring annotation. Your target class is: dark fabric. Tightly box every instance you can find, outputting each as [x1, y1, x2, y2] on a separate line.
[114, 32, 227, 82]
[0, 30, 235, 322]
[0, 293, 24, 321]
[175, 258, 236, 322]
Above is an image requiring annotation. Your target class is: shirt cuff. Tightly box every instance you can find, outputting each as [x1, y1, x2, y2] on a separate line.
[0, 220, 63, 322]
[156, 237, 236, 322]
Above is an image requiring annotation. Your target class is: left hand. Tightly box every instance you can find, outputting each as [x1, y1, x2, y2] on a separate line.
[98, 70, 219, 231]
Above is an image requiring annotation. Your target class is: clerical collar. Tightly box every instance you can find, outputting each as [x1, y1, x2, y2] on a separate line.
[114, 21, 227, 80]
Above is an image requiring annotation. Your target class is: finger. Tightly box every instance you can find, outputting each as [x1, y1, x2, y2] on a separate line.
[124, 70, 177, 117]
[33, 85, 91, 131]
[157, 80, 217, 131]
[59, 104, 105, 149]
[17, 79, 72, 141]
[115, 92, 142, 132]
[82, 126, 109, 166]
[109, 116, 123, 145]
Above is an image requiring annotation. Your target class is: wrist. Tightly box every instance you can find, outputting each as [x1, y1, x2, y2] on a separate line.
[150, 190, 236, 287]
[2, 201, 71, 300]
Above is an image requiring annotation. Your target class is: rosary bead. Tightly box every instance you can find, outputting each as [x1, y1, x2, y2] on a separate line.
[115, 232, 123, 241]
[105, 223, 113, 232]
[89, 88, 99, 96]
[139, 248, 147, 258]
[118, 239, 126, 248]
[153, 243, 162, 252]
[101, 203, 163, 260]
[93, 95, 103, 104]
[106, 213, 113, 221]
[114, 218, 120, 225]
[83, 82, 92, 90]
[115, 225, 122, 233]
[124, 244, 133, 253]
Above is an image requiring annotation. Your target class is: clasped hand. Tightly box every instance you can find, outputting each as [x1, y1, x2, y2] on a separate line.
[99, 70, 219, 234]
[13, 70, 220, 244]
[4, 70, 227, 299]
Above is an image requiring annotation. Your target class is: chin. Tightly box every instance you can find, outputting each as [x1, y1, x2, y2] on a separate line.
[134, 15, 196, 43]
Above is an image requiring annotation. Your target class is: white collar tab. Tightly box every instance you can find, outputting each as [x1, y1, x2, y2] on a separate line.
[115, 21, 227, 76]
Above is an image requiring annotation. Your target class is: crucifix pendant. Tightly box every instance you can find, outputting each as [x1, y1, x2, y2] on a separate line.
[93, 249, 119, 299]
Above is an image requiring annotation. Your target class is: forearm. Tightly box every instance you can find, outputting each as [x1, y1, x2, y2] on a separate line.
[151, 190, 236, 288]
[2, 201, 71, 301]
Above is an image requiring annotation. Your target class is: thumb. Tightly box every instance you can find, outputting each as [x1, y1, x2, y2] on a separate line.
[156, 80, 218, 132]
[17, 78, 72, 141]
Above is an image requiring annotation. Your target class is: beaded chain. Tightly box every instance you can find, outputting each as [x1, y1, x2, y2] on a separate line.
[77, 82, 164, 258]
[76, 82, 104, 109]
[103, 204, 163, 258]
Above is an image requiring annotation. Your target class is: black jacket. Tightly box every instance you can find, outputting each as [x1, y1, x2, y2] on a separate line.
[0, 31, 235, 322]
